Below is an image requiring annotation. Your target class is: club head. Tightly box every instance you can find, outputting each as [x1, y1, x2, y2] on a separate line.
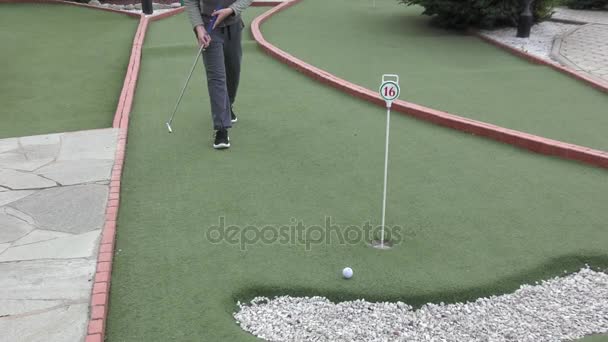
[166, 122, 173, 133]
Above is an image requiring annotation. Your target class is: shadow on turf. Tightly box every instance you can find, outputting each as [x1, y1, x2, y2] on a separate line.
[230, 254, 608, 310]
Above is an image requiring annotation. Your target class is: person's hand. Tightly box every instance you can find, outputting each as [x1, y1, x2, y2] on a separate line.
[211, 8, 235, 29]
[195, 25, 211, 49]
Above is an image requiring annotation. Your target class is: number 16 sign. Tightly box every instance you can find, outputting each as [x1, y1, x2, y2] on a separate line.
[377, 74, 400, 250]
[379, 74, 400, 108]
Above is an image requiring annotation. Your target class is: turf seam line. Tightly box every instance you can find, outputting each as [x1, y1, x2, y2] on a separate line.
[250, 0, 608, 170]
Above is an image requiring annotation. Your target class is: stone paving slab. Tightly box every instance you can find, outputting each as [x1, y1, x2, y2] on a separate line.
[13, 230, 72, 247]
[0, 299, 66, 317]
[19, 133, 62, 147]
[553, 7, 608, 25]
[552, 23, 608, 85]
[0, 169, 58, 190]
[0, 230, 101, 262]
[57, 129, 118, 161]
[0, 190, 35, 207]
[0, 259, 95, 301]
[22, 144, 60, 161]
[11, 185, 108, 234]
[0, 139, 18, 155]
[0, 128, 118, 342]
[0, 156, 54, 173]
[3, 206, 37, 227]
[0, 303, 89, 342]
[37, 159, 114, 186]
[0, 209, 36, 244]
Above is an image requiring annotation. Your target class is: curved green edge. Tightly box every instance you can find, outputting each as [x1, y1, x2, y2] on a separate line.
[261, 0, 608, 152]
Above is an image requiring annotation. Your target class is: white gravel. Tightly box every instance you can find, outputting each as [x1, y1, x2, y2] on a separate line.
[479, 22, 579, 61]
[234, 268, 608, 342]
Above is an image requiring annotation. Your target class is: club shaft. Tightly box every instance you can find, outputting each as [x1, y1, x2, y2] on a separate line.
[167, 44, 204, 126]
[165, 8, 221, 130]
[380, 106, 390, 248]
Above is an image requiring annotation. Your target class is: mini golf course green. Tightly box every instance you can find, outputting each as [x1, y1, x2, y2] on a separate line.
[106, 8, 608, 341]
[0, 4, 136, 138]
[261, 0, 608, 152]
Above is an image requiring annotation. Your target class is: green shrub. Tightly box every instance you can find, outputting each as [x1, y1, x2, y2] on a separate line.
[398, 0, 556, 29]
[566, 0, 608, 9]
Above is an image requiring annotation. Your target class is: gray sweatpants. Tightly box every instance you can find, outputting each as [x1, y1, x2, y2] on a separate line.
[202, 20, 243, 130]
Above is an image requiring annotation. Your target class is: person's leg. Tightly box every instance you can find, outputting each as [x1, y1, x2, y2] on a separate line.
[224, 21, 243, 107]
[202, 31, 232, 131]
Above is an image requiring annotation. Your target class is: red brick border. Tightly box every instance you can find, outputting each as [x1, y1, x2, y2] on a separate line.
[472, 31, 608, 95]
[88, 2, 276, 340]
[86, 124, 124, 341]
[250, 0, 608, 169]
[82, 6, 186, 342]
[2, 1, 138, 340]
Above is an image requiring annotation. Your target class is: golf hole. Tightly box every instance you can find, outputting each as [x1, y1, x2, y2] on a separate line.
[369, 239, 393, 250]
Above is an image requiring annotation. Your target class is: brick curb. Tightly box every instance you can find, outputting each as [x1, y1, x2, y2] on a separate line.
[88, 6, 187, 341]
[88, 3, 277, 341]
[0, 2, 142, 340]
[0, 2, 278, 341]
[251, 0, 608, 169]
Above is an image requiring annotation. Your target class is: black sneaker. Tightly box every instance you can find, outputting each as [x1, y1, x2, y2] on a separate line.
[213, 129, 230, 149]
[231, 107, 238, 123]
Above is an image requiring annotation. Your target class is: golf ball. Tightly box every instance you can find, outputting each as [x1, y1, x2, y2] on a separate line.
[342, 267, 353, 279]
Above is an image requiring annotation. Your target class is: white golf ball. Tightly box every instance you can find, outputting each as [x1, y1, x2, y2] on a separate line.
[342, 267, 353, 279]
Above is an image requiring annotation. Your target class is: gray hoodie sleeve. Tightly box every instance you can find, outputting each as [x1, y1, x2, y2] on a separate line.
[229, 0, 254, 16]
[184, 0, 204, 30]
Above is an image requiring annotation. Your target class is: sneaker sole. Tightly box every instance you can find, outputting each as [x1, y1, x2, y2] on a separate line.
[213, 142, 230, 149]
[231, 118, 238, 123]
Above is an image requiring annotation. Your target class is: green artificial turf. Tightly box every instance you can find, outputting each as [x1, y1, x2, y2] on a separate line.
[0, 4, 137, 138]
[106, 8, 608, 341]
[579, 335, 608, 342]
[261, 0, 608, 152]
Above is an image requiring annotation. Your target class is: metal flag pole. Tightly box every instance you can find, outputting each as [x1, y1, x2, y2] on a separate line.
[380, 101, 391, 248]
[378, 74, 400, 249]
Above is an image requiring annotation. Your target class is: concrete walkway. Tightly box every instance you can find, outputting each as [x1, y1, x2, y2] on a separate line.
[551, 8, 608, 84]
[0, 128, 117, 342]
[553, 7, 608, 25]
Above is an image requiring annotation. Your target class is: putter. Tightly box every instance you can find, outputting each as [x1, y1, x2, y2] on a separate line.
[165, 9, 221, 133]
[165, 44, 204, 133]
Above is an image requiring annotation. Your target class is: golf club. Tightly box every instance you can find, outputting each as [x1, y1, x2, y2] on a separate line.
[166, 8, 221, 133]
[165, 43, 204, 133]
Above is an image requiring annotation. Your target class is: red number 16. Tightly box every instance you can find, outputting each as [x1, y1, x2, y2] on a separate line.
[384, 87, 396, 97]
